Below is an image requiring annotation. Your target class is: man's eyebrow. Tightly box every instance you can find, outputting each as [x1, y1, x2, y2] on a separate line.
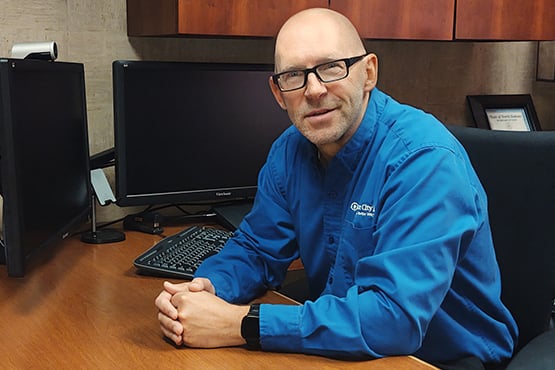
[277, 64, 305, 73]
[277, 57, 340, 73]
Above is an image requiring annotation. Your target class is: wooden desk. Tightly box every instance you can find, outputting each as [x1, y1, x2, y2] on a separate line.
[0, 225, 437, 369]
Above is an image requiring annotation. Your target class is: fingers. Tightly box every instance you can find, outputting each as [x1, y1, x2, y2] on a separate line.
[156, 278, 215, 347]
[156, 289, 184, 346]
[158, 311, 184, 346]
[156, 281, 191, 341]
[155, 289, 179, 320]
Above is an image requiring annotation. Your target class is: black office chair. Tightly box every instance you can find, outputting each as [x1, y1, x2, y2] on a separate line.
[447, 125, 555, 369]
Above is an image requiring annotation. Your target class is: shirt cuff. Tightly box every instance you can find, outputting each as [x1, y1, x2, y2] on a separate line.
[259, 303, 303, 351]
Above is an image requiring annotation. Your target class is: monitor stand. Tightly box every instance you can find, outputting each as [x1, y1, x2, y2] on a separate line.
[0, 238, 5, 265]
[211, 201, 253, 231]
[81, 169, 125, 244]
[81, 194, 125, 244]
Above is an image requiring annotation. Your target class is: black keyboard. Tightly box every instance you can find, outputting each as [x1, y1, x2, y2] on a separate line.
[133, 225, 232, 279]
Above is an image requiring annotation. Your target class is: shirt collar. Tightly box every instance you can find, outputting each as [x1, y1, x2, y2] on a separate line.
[332, 88, 385, 172]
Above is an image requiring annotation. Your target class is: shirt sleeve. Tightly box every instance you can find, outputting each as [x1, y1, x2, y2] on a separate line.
[194, 142, 300, 304]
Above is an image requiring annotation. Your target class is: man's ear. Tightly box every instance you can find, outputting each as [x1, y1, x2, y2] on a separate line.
[364, 53, 378, 91]
[268, 76, 287, 110]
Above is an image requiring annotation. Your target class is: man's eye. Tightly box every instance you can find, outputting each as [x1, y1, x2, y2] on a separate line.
[283, 70, 304, 79]
[320, 62, 342, 71]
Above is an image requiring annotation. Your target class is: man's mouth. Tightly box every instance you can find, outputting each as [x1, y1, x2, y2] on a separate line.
[306, 108, 333, 118]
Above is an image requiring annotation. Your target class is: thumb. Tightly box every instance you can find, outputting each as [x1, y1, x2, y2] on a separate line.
[189, 277, 215, 294]
[163, 280, 187, 294]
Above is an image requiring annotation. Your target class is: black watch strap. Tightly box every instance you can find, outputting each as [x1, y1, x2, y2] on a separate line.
[241, 304, 261, 349]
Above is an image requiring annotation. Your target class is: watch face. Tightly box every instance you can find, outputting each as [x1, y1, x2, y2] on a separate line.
[241, 305, 260, 348]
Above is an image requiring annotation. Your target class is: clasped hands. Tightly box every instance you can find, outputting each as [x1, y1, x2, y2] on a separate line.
[155, 278, 250, 348]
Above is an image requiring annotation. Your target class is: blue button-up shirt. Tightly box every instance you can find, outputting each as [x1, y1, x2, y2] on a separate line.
[195, 88, 517, 364]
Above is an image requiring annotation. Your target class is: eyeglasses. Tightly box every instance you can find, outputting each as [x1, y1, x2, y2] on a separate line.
[271, 53, 368, 92]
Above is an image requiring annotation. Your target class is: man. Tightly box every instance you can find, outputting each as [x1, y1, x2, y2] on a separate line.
[155, 8, 517, 368]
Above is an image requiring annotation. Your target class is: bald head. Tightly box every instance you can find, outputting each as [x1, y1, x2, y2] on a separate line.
[274, 8, 366, 71]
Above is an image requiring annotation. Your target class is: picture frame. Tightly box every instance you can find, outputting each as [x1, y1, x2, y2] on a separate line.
[466, 94, 541, 131]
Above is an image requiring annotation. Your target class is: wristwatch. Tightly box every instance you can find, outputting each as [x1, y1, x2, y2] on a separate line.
[241, 304, 261, 349]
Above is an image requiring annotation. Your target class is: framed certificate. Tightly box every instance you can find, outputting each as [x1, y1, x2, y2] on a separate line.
[467, 94, 541, 131]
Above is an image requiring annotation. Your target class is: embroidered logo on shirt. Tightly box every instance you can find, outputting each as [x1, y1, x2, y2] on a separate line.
[350, 202, 375, 217]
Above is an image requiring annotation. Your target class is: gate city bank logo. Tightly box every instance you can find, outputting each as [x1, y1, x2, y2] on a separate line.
[350, 201, 375, 217]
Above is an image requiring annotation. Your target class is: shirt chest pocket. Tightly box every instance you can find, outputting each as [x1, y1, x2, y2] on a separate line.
[342, 210, 377, 261]
[346, 201, 376, 229]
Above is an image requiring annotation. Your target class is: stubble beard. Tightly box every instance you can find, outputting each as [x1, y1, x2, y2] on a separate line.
[292, 95, 365, 147]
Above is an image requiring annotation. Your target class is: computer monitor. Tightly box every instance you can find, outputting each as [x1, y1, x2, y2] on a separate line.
[112, 60, 290, 207]
[0, 58, 91, 277]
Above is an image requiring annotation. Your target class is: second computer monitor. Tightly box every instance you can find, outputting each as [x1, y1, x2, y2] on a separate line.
[112, 60, 291, 207]
[0, 58, 91, 277]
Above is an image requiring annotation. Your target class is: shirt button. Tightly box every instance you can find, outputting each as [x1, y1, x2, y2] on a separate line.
[328, 236, 335, 244]
[328, 191, 337, 199]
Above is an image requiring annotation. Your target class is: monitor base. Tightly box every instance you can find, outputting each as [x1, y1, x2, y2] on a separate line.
[81, 229, 125, 244]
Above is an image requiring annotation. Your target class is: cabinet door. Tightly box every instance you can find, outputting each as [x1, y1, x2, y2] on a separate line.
[456, 0, 555, 40]
[330, 0, 455, 40]
[177, 0, 328, 37]
[127, 0, 328, 37]
[127, 0, 177, 36]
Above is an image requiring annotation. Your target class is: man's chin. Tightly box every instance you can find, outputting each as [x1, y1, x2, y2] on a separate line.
[304, 131, 342, 146]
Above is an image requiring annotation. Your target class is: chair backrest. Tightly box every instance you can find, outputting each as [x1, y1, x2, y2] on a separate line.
[447, 125, 555, 353]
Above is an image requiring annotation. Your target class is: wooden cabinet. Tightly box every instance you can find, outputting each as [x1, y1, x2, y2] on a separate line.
[127, 0, 328, 37]
[330, 0, 555, 41]
[330, 0, 455, 40]
[127, 0, 555, 41]
[455, 0, 555, 40]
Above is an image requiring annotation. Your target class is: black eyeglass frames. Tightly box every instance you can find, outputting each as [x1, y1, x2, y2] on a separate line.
[271, 53, 369, 92]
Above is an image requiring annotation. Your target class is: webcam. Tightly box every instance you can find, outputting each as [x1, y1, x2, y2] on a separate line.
[11, 41, 58, 61]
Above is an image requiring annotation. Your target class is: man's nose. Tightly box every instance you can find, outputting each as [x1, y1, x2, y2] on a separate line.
[304, 71, 327, 97]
